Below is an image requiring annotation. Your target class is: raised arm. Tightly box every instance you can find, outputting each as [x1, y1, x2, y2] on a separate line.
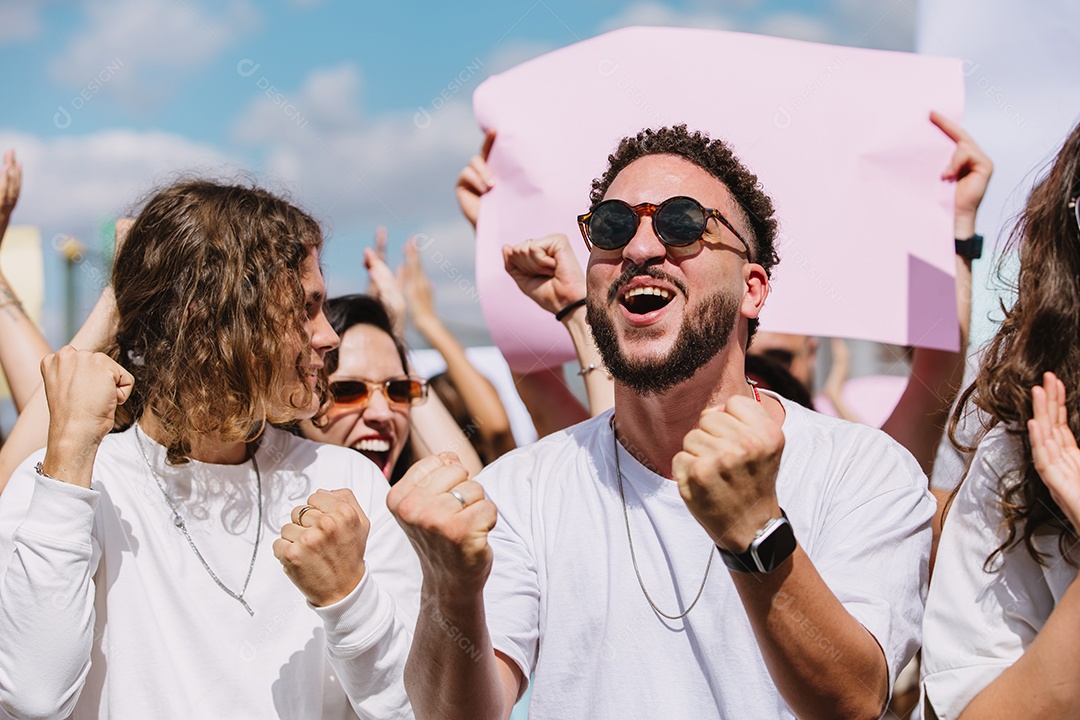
[0, 219, 131, 494]
[402, 237, 515, 463]
[387, 454, 521, 720]
[0, 149, 52, 413]
[881, 112, 991, 478]
[946, 372, 1080, 718]
[0, 348, 133, 719]
[502, 233, 614, 417]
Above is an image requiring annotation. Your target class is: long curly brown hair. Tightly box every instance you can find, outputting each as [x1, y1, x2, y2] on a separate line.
[951, 120, 1080, 567]
[109, 179, 327, 464]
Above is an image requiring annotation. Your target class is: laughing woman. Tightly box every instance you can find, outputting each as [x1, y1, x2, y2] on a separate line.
[921, 120, 1080, 719]
[299, 294, 483, 483]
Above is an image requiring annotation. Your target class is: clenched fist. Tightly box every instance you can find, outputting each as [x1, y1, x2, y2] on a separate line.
[387, 453, 497, 597]
[40, 347, 134, 488]
[274, 488, 370, 607]
[672, 395, 785, 552]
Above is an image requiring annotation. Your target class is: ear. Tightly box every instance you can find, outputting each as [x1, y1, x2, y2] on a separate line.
[740, 262, 769, 320]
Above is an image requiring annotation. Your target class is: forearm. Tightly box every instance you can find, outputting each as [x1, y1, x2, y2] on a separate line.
[958, 576, 1080, 718]
[882, 346, 964, 477]
[417, 317, 514, 455]
[511, 368, 588, 437]
[406, 587, 506, 720]
[0, 388, 49, 494]
[70, 286, 118, 352]
[732, 547, 888, 720]
[317, 573, 415, 720]
[0, 472, 98, 719]
[561, 308, 613, 416]
[0, 275, 52, 412]
[408, 393, 484, 476]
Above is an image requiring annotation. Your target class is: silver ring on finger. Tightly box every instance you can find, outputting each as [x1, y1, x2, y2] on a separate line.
[448, 489, 467, 509]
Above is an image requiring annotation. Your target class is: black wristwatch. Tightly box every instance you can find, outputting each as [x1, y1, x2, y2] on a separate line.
[955, 233, 983, 260]
[718, 509, 797, 573]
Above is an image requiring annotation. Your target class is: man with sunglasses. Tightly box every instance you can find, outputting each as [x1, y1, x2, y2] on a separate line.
[391, 125, 934, 720]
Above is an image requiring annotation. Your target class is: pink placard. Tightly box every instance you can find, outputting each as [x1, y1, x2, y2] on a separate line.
[474, 26, 963, 371]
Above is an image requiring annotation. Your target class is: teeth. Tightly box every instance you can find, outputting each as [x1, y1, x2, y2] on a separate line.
[625, 286, 672, 300]
[353, 438, 391, 452]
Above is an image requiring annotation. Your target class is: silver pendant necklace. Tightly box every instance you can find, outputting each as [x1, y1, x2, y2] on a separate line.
[135, 424, 263, 616]
[612, 418, 713, 621]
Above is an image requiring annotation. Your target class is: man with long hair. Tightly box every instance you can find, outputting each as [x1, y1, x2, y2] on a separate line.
[0, 180, 419, 719]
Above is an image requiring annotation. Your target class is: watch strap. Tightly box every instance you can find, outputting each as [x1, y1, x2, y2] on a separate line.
[718, 509, 796, 574]
[955, 233, 983, 259]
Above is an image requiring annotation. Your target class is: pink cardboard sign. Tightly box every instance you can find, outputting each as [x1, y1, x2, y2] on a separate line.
[474, 26, 963, 371]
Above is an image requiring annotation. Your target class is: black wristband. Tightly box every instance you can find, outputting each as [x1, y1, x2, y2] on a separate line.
[554, 298, 587, 322]
[955, 234, 983, 260]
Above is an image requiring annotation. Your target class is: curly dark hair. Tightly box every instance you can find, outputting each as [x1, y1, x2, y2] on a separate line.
[590, 125, 779, 270]
[589, 125, 779, 341]
[950, 120, 1080, 568]
[109, 179, 326, 464]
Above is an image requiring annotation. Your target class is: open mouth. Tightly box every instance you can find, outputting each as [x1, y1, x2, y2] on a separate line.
[351, 437, 393, 477]
[620, 286, 674, 315]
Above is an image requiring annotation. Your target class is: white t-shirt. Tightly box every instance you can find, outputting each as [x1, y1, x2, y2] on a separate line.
[0, 425, 421, 720]
[480, 394, 935, 719]
[921, 425, 1077, 720]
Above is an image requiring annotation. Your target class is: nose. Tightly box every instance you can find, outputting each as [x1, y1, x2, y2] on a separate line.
[621, 216, 667, 268]
[361, 387, 395, 426]
[311, 310, 339, 357]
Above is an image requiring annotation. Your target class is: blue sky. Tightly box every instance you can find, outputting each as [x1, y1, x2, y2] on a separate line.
[0, 0, 918, 344]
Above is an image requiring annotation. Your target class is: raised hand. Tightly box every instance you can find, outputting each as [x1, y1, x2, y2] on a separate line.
[39, 346, 135, 488]
[456, 130, 496, 229]
[387, 453, 497, 596]
[0, 149, 23, 243]
[364, 226, 406, 337]
[931, 111, 992, 238]
[672, 395, 785, 551]
[1029, 372, 1080, 530]
[502, 233, 586, 316]
[274, 488, 371, 607]
[400, 235, 438, 332]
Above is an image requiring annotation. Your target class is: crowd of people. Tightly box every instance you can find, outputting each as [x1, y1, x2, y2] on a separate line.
[0, 101, 1076, 720]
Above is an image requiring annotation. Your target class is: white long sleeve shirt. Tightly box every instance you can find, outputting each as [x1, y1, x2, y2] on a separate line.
[0, 426, 420, 720]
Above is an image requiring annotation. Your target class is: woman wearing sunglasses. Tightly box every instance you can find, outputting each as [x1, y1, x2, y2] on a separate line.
[921, 120, 1080, 719]
[299, 293, 483, 483]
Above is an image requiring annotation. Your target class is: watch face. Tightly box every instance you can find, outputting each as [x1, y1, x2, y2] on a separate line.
[751, 519, 797, 572]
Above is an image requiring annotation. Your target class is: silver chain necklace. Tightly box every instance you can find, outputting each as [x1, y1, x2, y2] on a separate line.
[612, 419, 714, 621]
[135, 424, 263, 616]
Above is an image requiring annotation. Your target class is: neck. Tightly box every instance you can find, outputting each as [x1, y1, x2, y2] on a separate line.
[139, 410, 252, 465]
[612, 347, 765, 479]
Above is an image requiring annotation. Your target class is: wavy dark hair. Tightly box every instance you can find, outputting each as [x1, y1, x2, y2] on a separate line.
[950, 120, 1080, 568]
[109, 179, 326, 464]
[590, 125, 779, 342]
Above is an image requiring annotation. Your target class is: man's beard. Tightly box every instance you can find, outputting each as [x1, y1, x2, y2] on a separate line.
[587, 275, 739, 396]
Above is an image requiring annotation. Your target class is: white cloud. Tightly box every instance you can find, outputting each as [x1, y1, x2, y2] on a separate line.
[595, 0, 915, 50]
[0, 2, 44, 43]
[0, 129, 236, 231]
[230, 63, 483, 228]
[47, 0, 258, 108]
[598, 2, 735, 33]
